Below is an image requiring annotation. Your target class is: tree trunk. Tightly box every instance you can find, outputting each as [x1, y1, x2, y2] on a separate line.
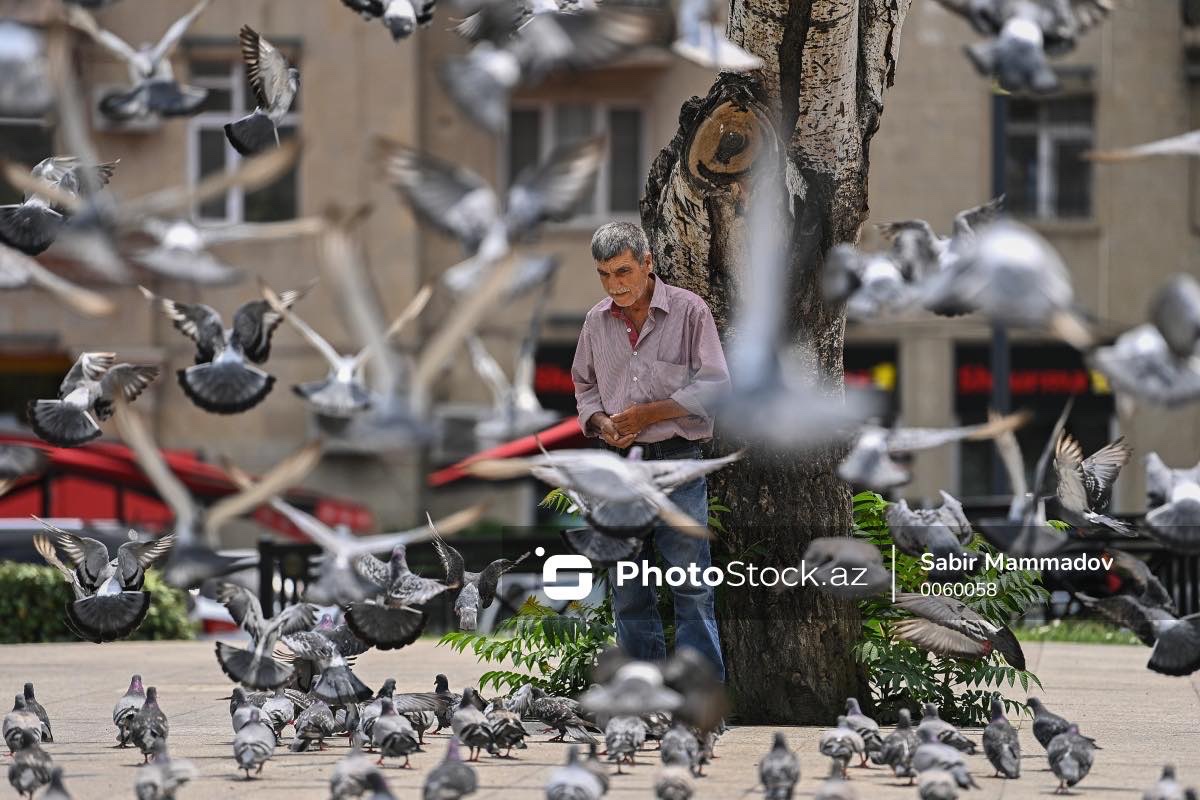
[639, 0, 910, 723]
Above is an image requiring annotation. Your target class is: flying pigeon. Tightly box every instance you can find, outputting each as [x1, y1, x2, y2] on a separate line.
[372, 699, 421, 768]
[1087, 129, 1200, 163]
[800, 537, 890, 600]
[431, 523, 530, 631]
[1081, 594, 1200, 677]
[843, 698, 883, 766]
[818, 717, 863, 780]
[281, 626, 374, 705]
[981, 696, 1020, 778]
[0, 445, 47, 499]
[1047, 723, 1097, 793]
[759, 732, 801, 799]
[450, 689, 493, 763]
[885, 494, 976, 577]
[289, 697, 336, 752]
[870, 708, 919, 780]
[1149, 274, 1200, 360]
[113, 674, 145, 748]
[3, 696, 41, 754]
[485, 707, 528, 758]
[233, 708, 276, 778]
[876, 196, 1006, 286]
[1053, 432, 1133, 535]
[330, 747, 379, 799]
[20, 685, 51, 744]
[916, 704, 976, 754]
[1144, 452, 1200, 553]
[604, 715, 647, 773]
[894, 595, 1025, 669]
[912, 727, 978, 789]
[1143, 765, 1187, 800]
[141, 283, 310, 414]
[213, 582, 318, 690]
[1089, 324, 1200, 409]
[467, 332, 560, 441]
[26, 352, 158, 448]
[129, 687, 169, 763]
[579, 660, 683, 719]
[823, 245, 922, 321]
[545, 746, 605, 800]
[225, 26, 298, 156]
[33, 521, 173, 643]
[134, 740, 195, 800]
[378, 135, 605, 265]
[916, 768, 959, 800]
[0, 157, 117, 256]
[931, 0, 1112, 92]
[0, 22, 52, 118]
[64, 0, 211, 120]
[6, 740, 53, 799]
[0, 241, 114, 317]
[561, 522, 645, 565]
[345, 542, 448, 650]
[342, 0, 438, 41]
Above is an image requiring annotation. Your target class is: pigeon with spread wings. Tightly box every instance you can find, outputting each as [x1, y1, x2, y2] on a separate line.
[1053, 432, 1133, 535]
[26, 352, 158, 447]
[0, 156, 117, 257]
[213, 583, 317, 690]
[280, 626, 374, 706]
[875, 196, 1005, 286]
[345, 539, 452, 651]
[0, 445, 46, 499]
[892, 592, 1027, 670]
[225, 26, 299, 156]
[342, 0, 438, 41]
[431, 515, 530, 630]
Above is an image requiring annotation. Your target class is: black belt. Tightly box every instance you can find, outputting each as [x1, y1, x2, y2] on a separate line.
[602, 436, 705, 461]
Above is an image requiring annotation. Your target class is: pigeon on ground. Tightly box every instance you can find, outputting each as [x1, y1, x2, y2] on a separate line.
[289, 697, 336, 752]
[224, 26, 298, 155]
[759, 732, 800, 799]
[0, 241, 114, 317]
[378, 136, 605, 265]
[661, 722, 705, 777]
[843, 699, 882, 766]
[1028, 697, 1088, 750]
[931, 0, 1112, 92]
[0, 445, 47, 499]
[330, 747, 378, 799]
[604, 715, 647, 773]
[40, 767, 71, 800]
[1144, 453, 1200, 553]
[233, 708, 276, 778]
[373, 699, 421, 768]
[141, 284, 309, 414]
[982, 696, 1020, 778]
[1047, 724, 1098, 793]
[64, 1, 210, 120]
[261, 687, 295, 738]
[1087, 129, 1200, 163]
[0, 22, 52, 118]
[355, 679, 397, 750]
[917, 768, 959, 800]
[263, 282, 431, 420]
[130, 687, 169, 763]
[656, 765, 694, 800]
[33, 523, 172, 643]
[484, 706, 527, 757]
[876, 196, 1005, 285]
[0, 157, 117, 256]
[3, 697, 41, 754]
[813, 762, 859, 800]
[819, 717, 864, 779]
[27, 352, 159, 447]
[213, 581, 317, 690]
[134, 740, 196, 800]
[801, 536, 891, 600]
[230, 689, 259, 734]
[19, 685, 51, 744]
[1143, 765, 1187, 800]
[1080, 594, 1200, 677]
[839, 412, 1029, 490]
[451, 689, 494, 762]
[546, 745, 606, 800]
[342, 0, 438, 41]
[893, 594, 1026, 670]
[431, 674, 462, 734]
[423, 737, 479, 799]
[113, 674, 145, 748]
[281, 621, 374, 705]
[7, 740, 53, 799]
[916, 704, 976, 754]
[346, 542, 448, 650]
[919, 220, 1091, 347]
[1054, 432, 1133, 535]
[530, 687, 600, 744]
[870, 708, 919, 781]
[912, 728, 978, 789]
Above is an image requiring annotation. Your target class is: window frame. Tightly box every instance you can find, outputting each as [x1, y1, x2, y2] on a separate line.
[502, 100, 648, 227]
[0, 115, 55, 204]
[185, 59, 300, 224]
[1004, 93, 1094, 221]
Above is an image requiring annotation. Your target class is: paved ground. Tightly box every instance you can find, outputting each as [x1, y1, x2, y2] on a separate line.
[1, 637, 1197, 798]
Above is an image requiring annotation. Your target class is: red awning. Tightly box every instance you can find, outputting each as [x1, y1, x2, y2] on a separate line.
[427, 417, 588, 487]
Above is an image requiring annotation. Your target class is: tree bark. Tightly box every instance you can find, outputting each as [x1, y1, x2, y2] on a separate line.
[639, 0, 910, 723]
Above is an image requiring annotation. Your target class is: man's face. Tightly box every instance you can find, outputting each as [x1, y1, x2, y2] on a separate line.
[596, 249, 653, 308]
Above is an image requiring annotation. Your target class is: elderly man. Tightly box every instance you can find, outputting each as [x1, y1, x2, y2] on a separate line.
[571, 221, 730, 681]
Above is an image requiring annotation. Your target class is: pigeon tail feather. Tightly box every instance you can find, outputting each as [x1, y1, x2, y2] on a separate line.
[0, 204, 63, 255]
[66, 591, 152, 642]
[215, 642, 295, 690]
[27, 399, 102, 447]
[345, 602, 427, 651]
[224, 112, 278, 157]
[177, 363, 275, 414]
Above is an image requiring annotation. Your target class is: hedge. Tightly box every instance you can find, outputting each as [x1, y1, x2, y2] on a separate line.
[0, 563, 196, 643]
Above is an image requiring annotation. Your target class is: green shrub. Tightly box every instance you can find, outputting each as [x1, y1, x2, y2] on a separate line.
[852, 490, 1048, 725]
[0, 563, 196, 643]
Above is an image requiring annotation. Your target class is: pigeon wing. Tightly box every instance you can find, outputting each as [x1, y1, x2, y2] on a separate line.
[95, 364, 160, 420]
[952, 195, 1004, 240]
[1080, 437, 1131, 500]
[1054, 432, 1090, 514]
[354, 554, 392, 590]
[432, 533, 466, 587]
[140, 287, 224, 363]
[150, 0, 212, 65]
[59, 352, 115, 397]
[894, 618, 988, 659]
[217, 582, 269, 640]
[238, 25, 290, 110]
[504, 135, 605, 237]
[232, 282, 312, 364]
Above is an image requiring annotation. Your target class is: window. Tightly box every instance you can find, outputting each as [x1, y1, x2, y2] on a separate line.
[507, 103, 645, 219]
[0, 117, 54, 205]
[187, 58, 299, 223]
[1003, 93, 1094, 219]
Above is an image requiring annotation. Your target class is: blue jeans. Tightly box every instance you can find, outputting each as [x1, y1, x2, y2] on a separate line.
[607, 466, 725, 682]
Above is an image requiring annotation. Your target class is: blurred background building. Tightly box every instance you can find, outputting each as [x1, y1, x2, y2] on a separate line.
[1, 0, 1198, 538]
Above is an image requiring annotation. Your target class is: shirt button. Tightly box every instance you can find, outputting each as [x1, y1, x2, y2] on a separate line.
[632, 351, 637, 356]
[626, 328, 632, 333]
[632, 376, 638, 382]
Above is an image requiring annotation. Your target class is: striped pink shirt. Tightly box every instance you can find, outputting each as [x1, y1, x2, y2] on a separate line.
[571, 274, 730, 443]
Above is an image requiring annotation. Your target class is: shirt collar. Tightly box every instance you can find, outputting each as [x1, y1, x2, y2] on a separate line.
[604, 273, 670, 316]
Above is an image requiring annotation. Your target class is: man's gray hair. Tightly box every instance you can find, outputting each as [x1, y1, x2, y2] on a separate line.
[591, 221, 650, 263]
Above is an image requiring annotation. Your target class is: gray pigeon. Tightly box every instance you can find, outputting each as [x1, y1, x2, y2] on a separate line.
[0, 22, 52, 118]
[1081, 594, 1200, 677]
[1150, 274, 1200, 359]
[113, 674, 146, 748]
[1047, 723, 1098, 793]
[281, 626, 374, 705]
[895, 597, 1026, 671]
[799, 537, 892, 600]
[912, 728, 978, 789]
[233, 708, 276, 778]
[530, 687, 600, 744]
[916, 704, 977, 754]
[917, 768, 959, 800]
[759, 732, 800, 800]
[870, 708, 919, 780]
[356, 679, 397, 749]
[822, 245, 921, 321]
[1089, 324, 1200, 409]
[1144, 765, 1187, 800]
[330, 747, 379, 800]
[7, 741, 53, 799]
[20, 685, 51, 744]
[141, 284, 309, 414]
[661, 722, 704, 777]
[224, 26, 298, 156]
[230, 689, 257, 734]
[981, 696, 1020, 778]
[818, 716, 864, 780]
[134, 740, 196, 800]
[41, 767, 72, 800]
[1144, 453, 1200, 553]
[432, 530, 529, 631]
[484, 708, 528, 757]
[289, 697, 336, 752]
[876, 196, 1006, 285]
[886, 494, 975, 574]
[655, 765, 694, 800]
[342, 0, 437, 41]
[261, 687, 295, 738]
[450, 689, 494, 762]
[604, 715, 647, 773]
[545, 745, 605, 800]
[27, 353, 159, 448]
[3, 697, 41, 754]
[130, 687, 169, 763]
[580, 660, 683, 718]
[214, 582, 317, 690]
[346, 544, 446, 650]
[1028, 697, 1074, 750]
[423, 737, 478, 800]
[0, 157, 117, 256]
[814, 761, 859, 800]
[1054, 432, 1133, 535]
[372, 698, 420, 768]
[843, 698, 882, 766]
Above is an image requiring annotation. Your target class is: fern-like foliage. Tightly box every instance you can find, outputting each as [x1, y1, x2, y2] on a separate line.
[852, 490, 1049, 725]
